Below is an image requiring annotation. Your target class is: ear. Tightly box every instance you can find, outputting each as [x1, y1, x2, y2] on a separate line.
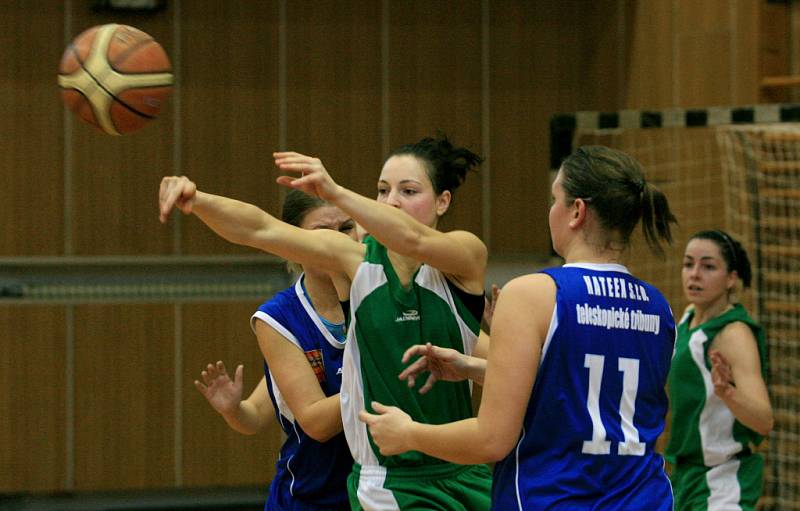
[568, 198, 588, 229]
[436, 190, 452, 217]
[726, 269, 738, 291]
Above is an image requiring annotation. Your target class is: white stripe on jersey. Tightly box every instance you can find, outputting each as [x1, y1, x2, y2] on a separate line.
[688, 329, 743, 465]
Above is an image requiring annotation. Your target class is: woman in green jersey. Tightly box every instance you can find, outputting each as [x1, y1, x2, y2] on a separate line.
[666, 229, 773, 510]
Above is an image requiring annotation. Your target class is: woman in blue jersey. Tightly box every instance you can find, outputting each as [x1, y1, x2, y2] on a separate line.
[666, 230, 773, 510]
[361, 145, 679, 510]
[194, 189, 358, 511]
[158, 135, 493, 510]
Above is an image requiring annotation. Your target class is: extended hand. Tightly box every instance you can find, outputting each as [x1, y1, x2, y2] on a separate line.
[358, 401, 413, 456]
[159, 176, 197, 223]
[710, 350, 735, 399]
[399, 342, 470, 394]
[273, 152, 340, 201]
[194, 361, 244, 418]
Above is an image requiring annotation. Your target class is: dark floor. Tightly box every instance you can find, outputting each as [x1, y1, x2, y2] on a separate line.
[0, 487, 267, 511]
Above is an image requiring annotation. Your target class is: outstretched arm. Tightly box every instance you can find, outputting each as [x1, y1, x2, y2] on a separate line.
[159, 176, 363, 277]
[710, 322, 773, 435]
[195, 361, 274, 435]
[273, 153, 487, 290]
[360, 274, 555, 464]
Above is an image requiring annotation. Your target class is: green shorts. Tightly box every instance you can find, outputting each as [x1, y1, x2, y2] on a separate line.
[671, 454, 763, 510]
[348, 462, 492, 511]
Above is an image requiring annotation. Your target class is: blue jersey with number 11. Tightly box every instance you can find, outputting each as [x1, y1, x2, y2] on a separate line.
[492, 263, 675, 510]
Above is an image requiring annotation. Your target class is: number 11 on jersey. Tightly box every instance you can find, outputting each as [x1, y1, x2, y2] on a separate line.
[582, 353, 646, 456]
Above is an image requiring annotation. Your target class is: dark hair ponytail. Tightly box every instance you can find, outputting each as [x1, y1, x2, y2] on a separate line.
[560, 146, 678, 256]
[640, 182, 677, 256]
[389, 133, 483, 203]
[690, 230, 752, 288]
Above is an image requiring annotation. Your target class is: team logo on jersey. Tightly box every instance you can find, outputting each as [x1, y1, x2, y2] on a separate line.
[395, 309, 420, 322]
[304, 349, 326, 383]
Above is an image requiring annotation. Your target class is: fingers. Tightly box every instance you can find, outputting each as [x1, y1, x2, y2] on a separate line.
[216, 360, 228, 375]
[234, 364, 244, 385]
[358, 409, 375, 424]
[401, 343, 433, 364]
[193, 379, 208, 395]
[398, 356, 428, 384]
[419, 373, 438, 394]
[371, 401, 392, 414]
[159, 176, 195, 223]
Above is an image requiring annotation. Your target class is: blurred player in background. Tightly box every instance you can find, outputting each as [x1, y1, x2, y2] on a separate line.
[666, 230, 773, 511]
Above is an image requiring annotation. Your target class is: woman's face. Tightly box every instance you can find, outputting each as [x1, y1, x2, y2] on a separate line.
[299, 205, 357, 240]
[682, 237, 736, 306]
[548, 170, 572, 256]
[376, 155, 450, 228]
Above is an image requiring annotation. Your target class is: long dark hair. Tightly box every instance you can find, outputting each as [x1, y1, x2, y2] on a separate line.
[560, 145, 678, 256]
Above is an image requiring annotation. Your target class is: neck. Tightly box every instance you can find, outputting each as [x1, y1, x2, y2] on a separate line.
[302, 272, 341, 312]
[691, 296, 733, 326]
[388, 249, 421, 273]
[563, 243, 626, 266]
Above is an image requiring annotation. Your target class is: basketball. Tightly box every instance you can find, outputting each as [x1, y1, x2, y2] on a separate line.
[58, 24, 173, 135]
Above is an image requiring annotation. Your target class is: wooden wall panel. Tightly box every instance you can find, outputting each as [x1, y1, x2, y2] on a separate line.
[388, 0, 483, 235]
[489, 1, 623, 254]
[73, 304, 174, 490]
[0, 306, 66, 492]
[182, 302, 280, 487]
[68, 6, 175, 256]
[676, 0, 758, 107]
[179, 3, 281, 256]
[624, 1, 677, 109]
[285, 2, 383, 199]
[677, 0, 736, 107]
[760, 1, 790, 103]
[0, 2, 66, 256]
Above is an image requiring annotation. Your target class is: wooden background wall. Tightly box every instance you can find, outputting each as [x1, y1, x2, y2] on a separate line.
[0, 0, 771, 495]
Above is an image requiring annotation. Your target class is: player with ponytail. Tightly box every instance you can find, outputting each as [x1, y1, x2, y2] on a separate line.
[361, 145, 679, 509]
[666, 229, 773, 510]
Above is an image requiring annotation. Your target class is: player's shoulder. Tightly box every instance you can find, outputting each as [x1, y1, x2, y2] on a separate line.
[256, 284, 300, 316]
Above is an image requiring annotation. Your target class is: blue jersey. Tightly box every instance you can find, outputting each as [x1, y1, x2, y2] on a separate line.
[492, 264, 675, 510]
[251, 275, 352, 510]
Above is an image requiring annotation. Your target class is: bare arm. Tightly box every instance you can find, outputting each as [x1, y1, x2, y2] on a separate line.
[361, 274, 555, 463]
[273, 153, 487, 291]
[159, 176, 363, 277]
[709, 322, 773, 436]
[255, 321, 343, 442]
[195, 362, 274, 435]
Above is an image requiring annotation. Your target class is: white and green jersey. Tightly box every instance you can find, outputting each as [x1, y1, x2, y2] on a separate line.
[342, 236, 481, 469]
[666, 303, 768, 467]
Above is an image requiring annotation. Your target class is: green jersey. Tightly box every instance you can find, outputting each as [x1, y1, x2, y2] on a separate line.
[665, 303, 768, 467]
[341, 236, 481, 469]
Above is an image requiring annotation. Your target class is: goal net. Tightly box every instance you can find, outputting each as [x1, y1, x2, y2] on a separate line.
[551, 105, 800, 510]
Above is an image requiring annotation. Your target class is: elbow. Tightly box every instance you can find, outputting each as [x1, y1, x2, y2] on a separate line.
[300, 422, 337, 443]
[480, 432, 515, 463]
[296, 412, 339, 442]
[757, 414, 774, 437]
